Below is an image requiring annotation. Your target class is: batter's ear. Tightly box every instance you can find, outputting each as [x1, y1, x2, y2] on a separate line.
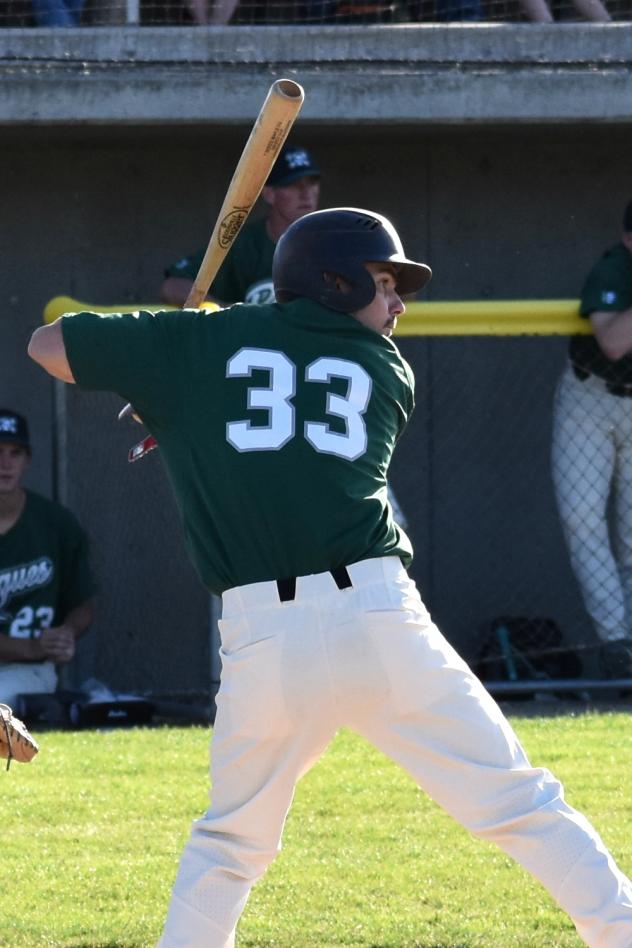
[261, 186, 275, 208]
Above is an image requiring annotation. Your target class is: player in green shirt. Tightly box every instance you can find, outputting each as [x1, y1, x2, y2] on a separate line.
[0, 409, 95, 707]
[30, 208, 632, 948]
[160, 143, 321, 308]
[552, 199, 632, 680]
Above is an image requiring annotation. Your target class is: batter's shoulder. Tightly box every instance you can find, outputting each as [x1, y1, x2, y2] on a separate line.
[377, 335, 414, 378]
[215, 300, 280, 323]
[398, 351, 415, 389]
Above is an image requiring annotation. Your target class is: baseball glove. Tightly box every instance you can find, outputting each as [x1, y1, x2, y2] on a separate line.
[0, 703, 39, 770]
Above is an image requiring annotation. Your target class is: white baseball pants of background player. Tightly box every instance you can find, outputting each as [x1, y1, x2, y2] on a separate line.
[0, 660, 56, 708]
[158, 555, 632, 948]
[552, 362, 632, 645]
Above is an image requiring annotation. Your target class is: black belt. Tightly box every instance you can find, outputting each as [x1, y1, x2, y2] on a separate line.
[572, 363, 632, 397]
[276, 566, 353, 602]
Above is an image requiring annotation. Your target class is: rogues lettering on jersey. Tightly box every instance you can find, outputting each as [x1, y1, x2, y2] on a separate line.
[0, 558, 54, 609]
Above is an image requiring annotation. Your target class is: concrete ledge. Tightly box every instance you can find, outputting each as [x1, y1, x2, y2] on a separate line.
[1, 23, 631, 65]
[1, 24, 631, 125]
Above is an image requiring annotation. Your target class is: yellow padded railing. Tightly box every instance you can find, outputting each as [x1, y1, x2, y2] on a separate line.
[397, 299, 587, 336]
[43, 296, 589, 336]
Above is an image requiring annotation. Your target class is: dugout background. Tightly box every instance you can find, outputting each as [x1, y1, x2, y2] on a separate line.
[3, 122, 630, 695]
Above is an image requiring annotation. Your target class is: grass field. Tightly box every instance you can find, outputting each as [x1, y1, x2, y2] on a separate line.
[3, 706, 631, 947]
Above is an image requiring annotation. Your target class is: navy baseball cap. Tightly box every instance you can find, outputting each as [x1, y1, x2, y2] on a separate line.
[266, 144, 321, 188]
[623, 199, 632, 233]
[0, 410, 30, 450]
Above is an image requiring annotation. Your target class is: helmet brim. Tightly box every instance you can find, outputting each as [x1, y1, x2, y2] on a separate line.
[392, 259, 433, 296]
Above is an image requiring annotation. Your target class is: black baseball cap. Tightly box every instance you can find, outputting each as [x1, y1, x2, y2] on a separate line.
[623, 199, 632, 233]
[266, 144, 321, 188]
[0, 410, 30, 450]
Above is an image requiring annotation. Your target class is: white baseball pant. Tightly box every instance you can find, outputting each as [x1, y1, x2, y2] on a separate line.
[159, 555, 632, 948]
[0, 659, 56, 707]
[552, 362, 632, 644]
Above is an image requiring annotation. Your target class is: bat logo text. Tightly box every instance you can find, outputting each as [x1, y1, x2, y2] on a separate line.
[219, 208, 250, 250]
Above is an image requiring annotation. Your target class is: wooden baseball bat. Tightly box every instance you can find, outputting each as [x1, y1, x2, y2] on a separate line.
[121, 78, 305, 455]
[185, 78, 305, 308]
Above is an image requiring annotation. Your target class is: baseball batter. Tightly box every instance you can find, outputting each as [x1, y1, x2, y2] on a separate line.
[30, 208, 632, 947]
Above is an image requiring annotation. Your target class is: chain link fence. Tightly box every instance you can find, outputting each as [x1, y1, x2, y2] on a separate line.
[1, 0, 628, 29]
[393, 303, 632, 698]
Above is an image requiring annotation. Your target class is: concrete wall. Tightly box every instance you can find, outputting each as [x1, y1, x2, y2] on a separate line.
[1, 26, 632, 125]
[3, 29, 631, 692]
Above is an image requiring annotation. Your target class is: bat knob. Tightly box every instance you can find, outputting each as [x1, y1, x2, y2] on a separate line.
[118, 403, 143, 424]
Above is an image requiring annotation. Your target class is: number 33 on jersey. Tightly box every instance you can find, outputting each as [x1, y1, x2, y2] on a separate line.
[226, 348, 372, 461]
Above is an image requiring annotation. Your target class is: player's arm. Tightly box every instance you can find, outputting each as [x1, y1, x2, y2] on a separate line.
[0, 636, 46, 662]
[42, 599, 95, 664]
[160, 275, 195, 307]
[161, 250, 225, 308]
[160, 275, 228, 308]
[590, 307, 632, 361]
[55, 600, 94, 642]
[0, 599, 94, 664]
[28, 319, 75, 383]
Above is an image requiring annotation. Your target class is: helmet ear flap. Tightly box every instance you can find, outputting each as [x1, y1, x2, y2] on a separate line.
[277, 261, 376, 313]
[317, 262, 376, 312]
[321, 270, 340, 290]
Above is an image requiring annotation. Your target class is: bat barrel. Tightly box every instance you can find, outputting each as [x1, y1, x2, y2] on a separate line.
[273, 79, 304, 102]
[184, 77, 305, 311]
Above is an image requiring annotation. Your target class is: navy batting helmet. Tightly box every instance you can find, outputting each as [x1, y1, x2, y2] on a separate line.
[272, 207, 432, 313]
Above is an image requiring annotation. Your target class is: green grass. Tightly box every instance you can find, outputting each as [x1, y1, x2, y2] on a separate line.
[3, 710, 631, 946]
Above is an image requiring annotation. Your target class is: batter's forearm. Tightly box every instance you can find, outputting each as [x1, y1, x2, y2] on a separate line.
[0, 636, 44, 663]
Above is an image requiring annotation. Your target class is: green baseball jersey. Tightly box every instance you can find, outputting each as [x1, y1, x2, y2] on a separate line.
[0, 491, 95, 640]
[570, 242, 632, 384]
[165, 216, 276, 305]
[62, 300, 415, 596]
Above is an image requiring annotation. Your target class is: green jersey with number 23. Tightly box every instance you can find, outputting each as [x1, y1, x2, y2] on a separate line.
[0, 491, 94, 641]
